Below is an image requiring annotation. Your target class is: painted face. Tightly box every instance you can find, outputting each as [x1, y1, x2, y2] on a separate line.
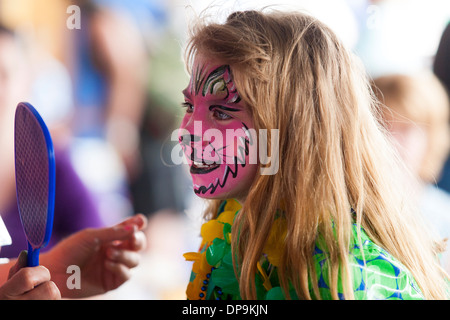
[179, 56, 258, 201]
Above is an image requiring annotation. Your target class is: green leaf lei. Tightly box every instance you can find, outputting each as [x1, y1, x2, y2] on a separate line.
[184, 199, 426, 300]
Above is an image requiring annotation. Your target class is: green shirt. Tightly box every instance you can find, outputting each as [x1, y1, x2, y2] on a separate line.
[185, 199, 424, 300]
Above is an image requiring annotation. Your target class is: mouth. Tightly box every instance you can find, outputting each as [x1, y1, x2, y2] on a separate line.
[190, 160, 220, 174]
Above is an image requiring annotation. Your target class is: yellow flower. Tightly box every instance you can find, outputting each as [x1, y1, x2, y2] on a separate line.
[200, 201, 239, 246]
[263, 218, 287, 267]
[184, 251, 212, 299]
[200, 220, 224, 245]
[224, 199, 242, 213]
[257, 261, 272, 291]
[183, 251, 211, 274]
[216, 209, 236, 225]
[186, 273, 207, 300]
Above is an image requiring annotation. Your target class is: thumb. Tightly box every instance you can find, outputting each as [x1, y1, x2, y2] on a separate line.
[8, 251, 28, 280]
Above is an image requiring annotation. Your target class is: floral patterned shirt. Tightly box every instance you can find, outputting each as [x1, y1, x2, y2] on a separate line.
[184, 199, 424, 300]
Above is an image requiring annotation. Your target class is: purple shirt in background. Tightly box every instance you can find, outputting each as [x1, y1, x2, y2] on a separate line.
[0, 147, 105, 259]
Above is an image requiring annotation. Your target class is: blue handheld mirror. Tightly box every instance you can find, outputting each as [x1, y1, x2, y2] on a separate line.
[14, 102, 55, 267]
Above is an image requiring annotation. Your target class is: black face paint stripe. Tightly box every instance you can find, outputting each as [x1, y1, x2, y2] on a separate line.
[209, 105, 241, 112]
[202, 66, 229, 97]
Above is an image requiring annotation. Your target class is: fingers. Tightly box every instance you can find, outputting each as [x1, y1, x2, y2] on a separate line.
[19, 281, 61, 300]
[1, 266, 61, 300]
[85, 224, 135, 245]
[130, 228, 147, 251]
[106, 247, 140, 268]
[118, 214, 148, 231]
[104, 260, 132, 291]
[7, 266, 51, 296]
[86, 214, 148, 246]
[113, 227, 147, 251]
[99, 216, 148, 292]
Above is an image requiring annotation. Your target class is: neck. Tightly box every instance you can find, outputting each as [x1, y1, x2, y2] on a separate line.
[235, 196, 246, 206]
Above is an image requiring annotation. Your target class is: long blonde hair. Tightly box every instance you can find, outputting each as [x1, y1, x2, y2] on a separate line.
[185, 9, 448, 299]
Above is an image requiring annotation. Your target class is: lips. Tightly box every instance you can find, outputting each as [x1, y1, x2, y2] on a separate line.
[190, 160, 220, 174]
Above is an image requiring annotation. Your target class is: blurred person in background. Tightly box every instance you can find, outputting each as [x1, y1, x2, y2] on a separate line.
[0, 0, 218, 219]
[0, 0, 133, 225]
[373, 73, 450, 273]
[0, 24, 105, 259]
[0, 0, 195, 299]
[70, 0, 198, 299]
[65, 0, 149, 224]
[67, 0, 189, 220]
[433, 22, 450, 194]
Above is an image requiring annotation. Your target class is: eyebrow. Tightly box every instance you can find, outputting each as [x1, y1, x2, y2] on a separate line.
[202, 65, 228, 97]
[184, 65, 242, 105]
[209, 105, 241, 112]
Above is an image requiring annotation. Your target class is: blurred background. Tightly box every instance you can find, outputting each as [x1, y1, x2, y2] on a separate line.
[0, 0, 448, 299]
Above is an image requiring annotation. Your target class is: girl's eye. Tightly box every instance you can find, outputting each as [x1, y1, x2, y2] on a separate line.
[213, 109, 232, 120]
[181, 102, 194, 114]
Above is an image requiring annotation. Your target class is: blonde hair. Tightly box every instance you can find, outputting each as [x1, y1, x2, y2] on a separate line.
[185, 9, 448, 299]
[372, 73, 450, 184]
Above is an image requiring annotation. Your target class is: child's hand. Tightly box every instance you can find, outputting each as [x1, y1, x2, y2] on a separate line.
[41, 214, 147, 298]
[0, 251, 61, 300]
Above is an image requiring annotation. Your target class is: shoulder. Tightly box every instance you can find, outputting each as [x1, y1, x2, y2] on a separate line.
[312, 224, 424, 300]
[348, 224, 424, 300]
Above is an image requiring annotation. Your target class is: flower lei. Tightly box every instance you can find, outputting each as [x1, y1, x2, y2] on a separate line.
[183, 199, 426, 300]
[183, 199, 287, 300]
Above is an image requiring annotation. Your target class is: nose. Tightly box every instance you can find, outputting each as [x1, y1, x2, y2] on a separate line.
[179, 113, 212, 148]
[178, 133, 205, 165]
[178, 134, 200, 146]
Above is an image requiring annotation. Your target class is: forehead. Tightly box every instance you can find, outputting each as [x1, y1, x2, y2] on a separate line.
[184, 57, 241, 104]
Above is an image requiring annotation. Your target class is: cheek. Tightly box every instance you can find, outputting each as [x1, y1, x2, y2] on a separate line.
[190, 123, 258, 199]
[204, 122, 257, 165]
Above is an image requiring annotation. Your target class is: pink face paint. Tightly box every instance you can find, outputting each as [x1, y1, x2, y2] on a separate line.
[179, 57, 258, 201]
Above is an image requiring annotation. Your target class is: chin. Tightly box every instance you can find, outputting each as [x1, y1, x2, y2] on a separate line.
[188, 159, 257, 201]
[190, 177, 251, 203]
[192, 186, 244, 202]
[191, 176, 237, 199]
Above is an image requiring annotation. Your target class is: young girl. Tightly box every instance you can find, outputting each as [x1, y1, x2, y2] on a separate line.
[180, 10, 448, 300]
